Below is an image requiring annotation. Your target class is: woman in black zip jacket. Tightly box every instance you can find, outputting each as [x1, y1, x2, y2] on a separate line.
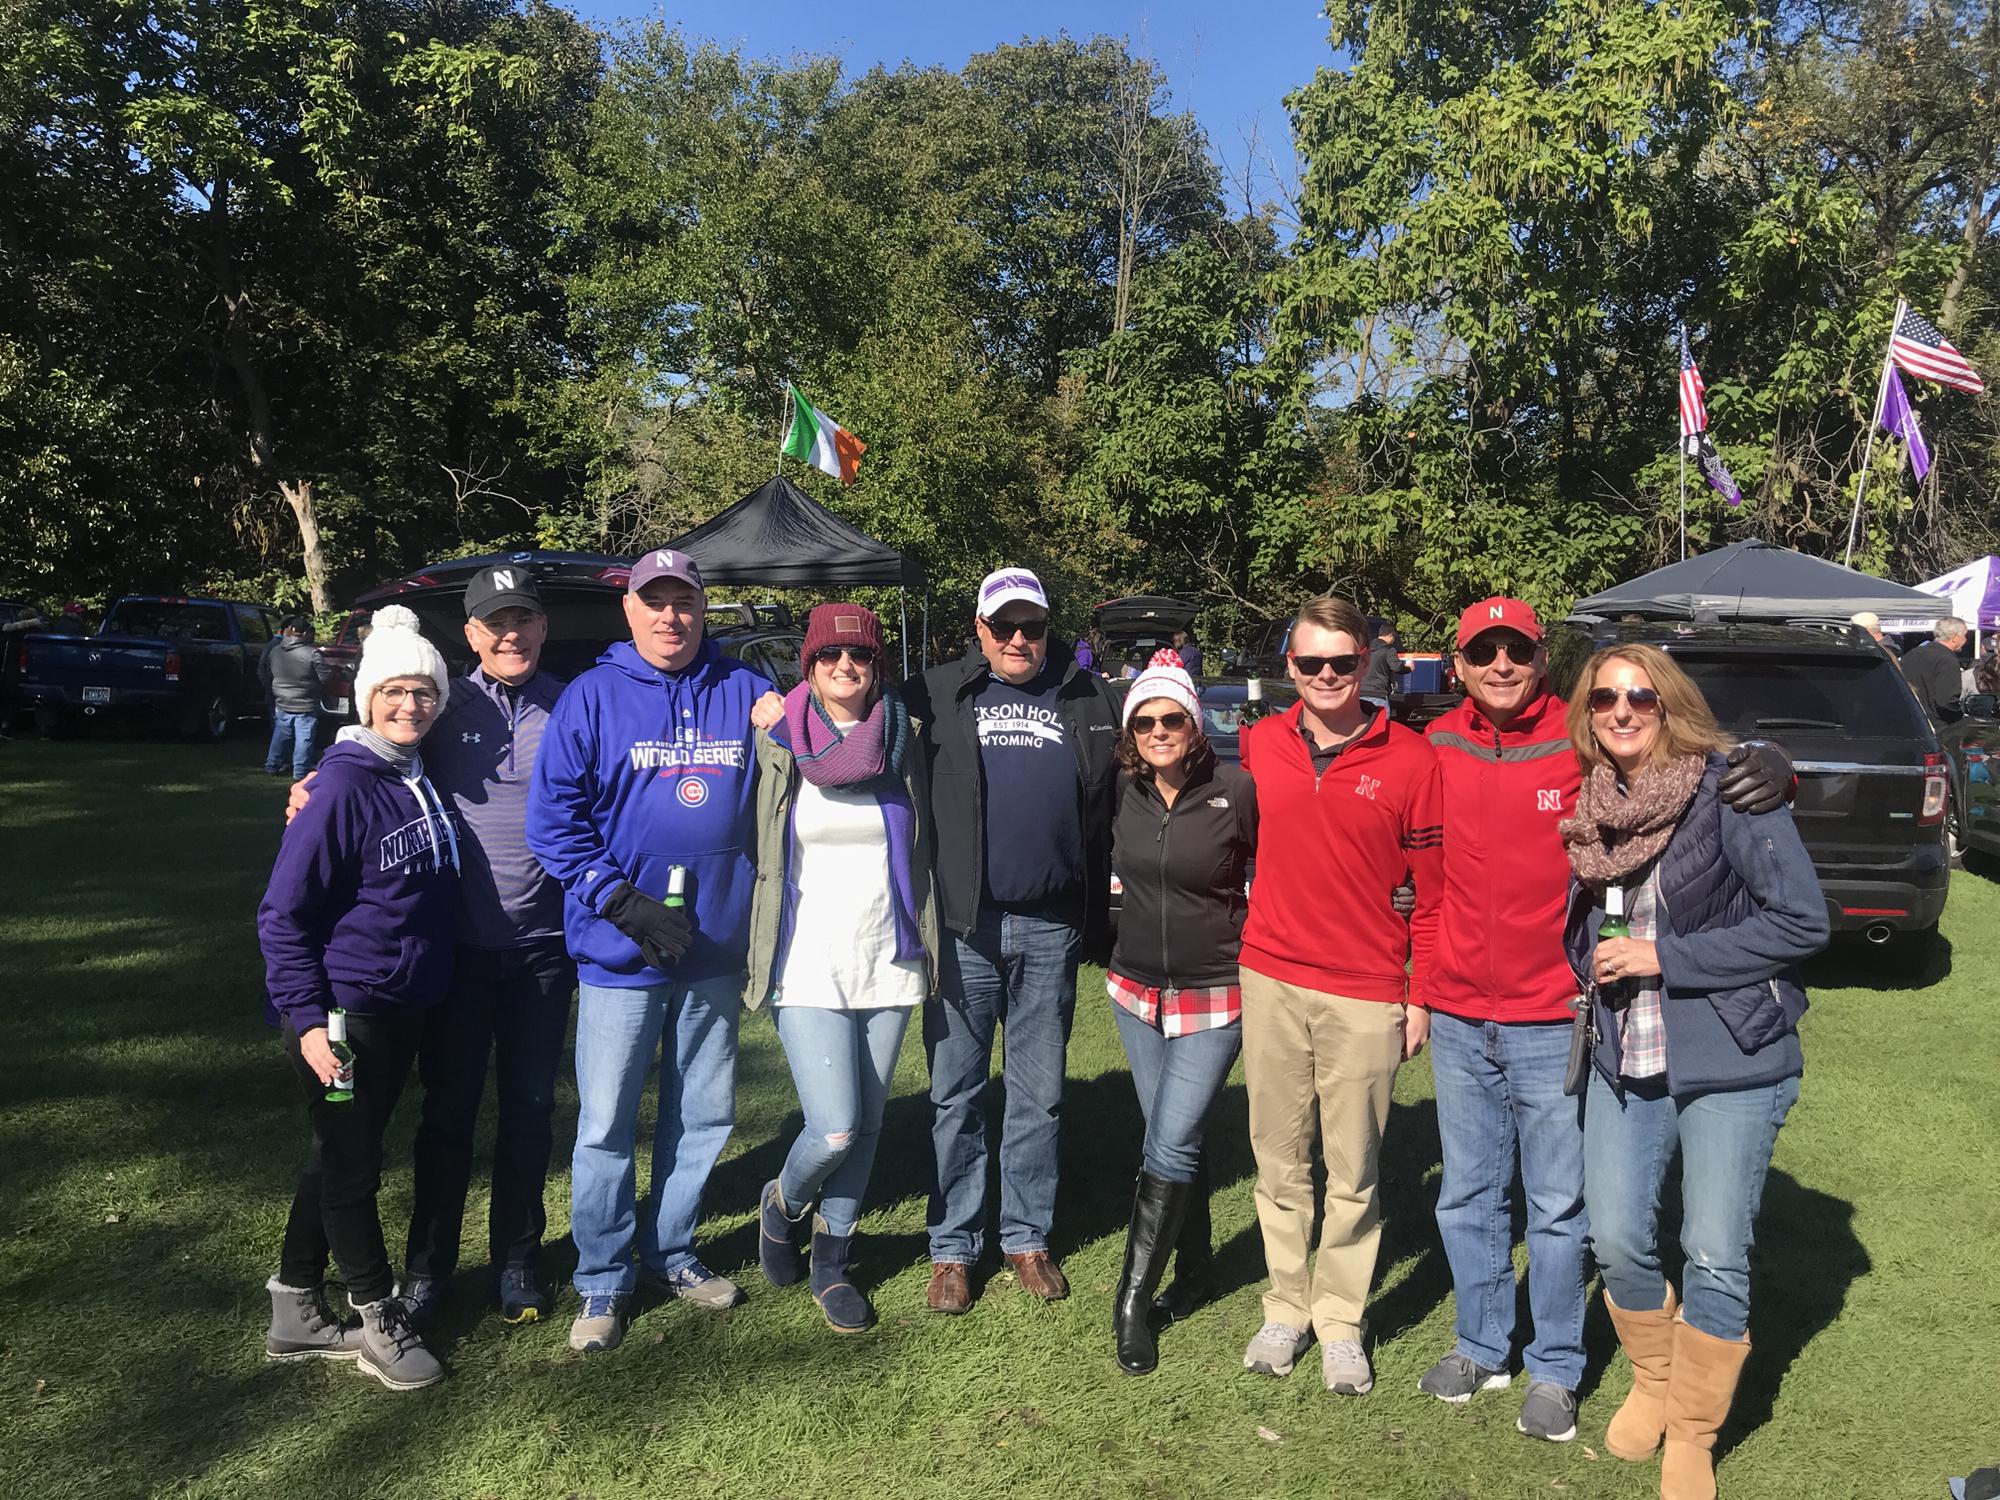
[1106, 650, 1259, 1375]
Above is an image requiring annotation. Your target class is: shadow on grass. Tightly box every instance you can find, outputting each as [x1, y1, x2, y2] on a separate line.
[1803, 931, 1954, 991]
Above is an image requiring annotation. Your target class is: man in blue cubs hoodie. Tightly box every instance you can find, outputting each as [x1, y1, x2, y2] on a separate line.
[527, 547, 772, 1353]
[257, 604, 460, 1392]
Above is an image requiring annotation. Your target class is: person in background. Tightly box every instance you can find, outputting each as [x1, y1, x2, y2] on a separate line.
[256, 605, 460, 1391]
[262, 618, 328, 778]
[45, 602, 89, 635]
[1236, 594, 1443, 1397]
[1848, 610, 1901, 660]
[746, 603, 938, 1333]
[1560, 643, 1826, 1500]
[1974, 635, 2000, 702]
[1104, 649, 1255, 1375]
[1171, 627, 1205, 679]
[1902, 615, 1968, 724]
[1073, 632, 1099, 673]
[1359, 617, 1411, 703]
[903, 567, 1122, 1315]
[526, 548, 771, 1354]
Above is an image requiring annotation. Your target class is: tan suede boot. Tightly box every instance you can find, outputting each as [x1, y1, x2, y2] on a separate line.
[1659, 1316, 1751, 1500]
[1603, 1285, 1680, 1461]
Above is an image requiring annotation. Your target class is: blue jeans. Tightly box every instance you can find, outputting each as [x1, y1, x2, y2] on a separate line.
[1430, 1012, 1589, 1389]
[405, 940, 576, 1282]
[1111, 1004, 1240, 1183]
[773, 1005, 912, 1237]
[1584, 1070, 1800, 1341]
[571, 975, 741, 1297]
[925, 905, 1081, 1262]
[264, 710, 317, 776]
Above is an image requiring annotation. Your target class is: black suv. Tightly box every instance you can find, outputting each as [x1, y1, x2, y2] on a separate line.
[341, 551, 805, 703]
[1549, 619, 1949, 943]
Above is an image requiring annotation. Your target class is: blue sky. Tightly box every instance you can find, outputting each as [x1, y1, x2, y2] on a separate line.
[563, 1, 1337, 196]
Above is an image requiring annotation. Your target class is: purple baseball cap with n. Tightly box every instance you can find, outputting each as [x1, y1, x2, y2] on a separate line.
[977, 567, 1048, 617]
[628, 547, 704, 594]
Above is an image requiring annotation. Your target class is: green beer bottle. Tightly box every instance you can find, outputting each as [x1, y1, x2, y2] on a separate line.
[325, 1008, 357, 1104]
[664, 865, 688, 909]
[1598, 886, 1631, 1005]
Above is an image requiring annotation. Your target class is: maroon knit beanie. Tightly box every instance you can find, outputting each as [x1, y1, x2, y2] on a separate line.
[801, 602, 888, 675]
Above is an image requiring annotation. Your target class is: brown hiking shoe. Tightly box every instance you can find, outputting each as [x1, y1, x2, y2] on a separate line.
[1005, 1250, 1070, 1301]
[926, 1261, 973, 1315]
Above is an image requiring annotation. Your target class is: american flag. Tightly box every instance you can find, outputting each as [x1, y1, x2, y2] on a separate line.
[1678, 325, 1708, 437]
[1891, 306, 1985, 394]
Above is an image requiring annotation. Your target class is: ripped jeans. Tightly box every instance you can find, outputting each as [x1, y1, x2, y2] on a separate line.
[773, 1004, 914, 1237]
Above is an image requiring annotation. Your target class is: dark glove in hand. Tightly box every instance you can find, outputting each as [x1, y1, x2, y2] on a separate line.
[1720, 741, 1794, 815]
[600, 881, 693, 969]
[1391, 880, 1416, 919]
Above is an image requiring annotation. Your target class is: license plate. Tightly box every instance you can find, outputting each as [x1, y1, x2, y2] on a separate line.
[82, 686, 111, 705]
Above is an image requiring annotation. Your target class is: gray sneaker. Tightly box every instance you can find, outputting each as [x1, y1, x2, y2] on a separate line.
[1418, 1350, 1512, 1404]
[1321, 1337, 1375, 1395]
[1517, 1380, 1578, 1442]
[1243, 1320, 1314, 1377]
[569, 1293, 628, 1353]
[353, 1298, 445, 1390]
[264, 1278, 362, 1361]
[653, 1260, 746, 1310]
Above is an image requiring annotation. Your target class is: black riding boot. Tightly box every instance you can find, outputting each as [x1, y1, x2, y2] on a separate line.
[1114, 1173, 1191, 1376]
[1153, 1154, 1213, 1322]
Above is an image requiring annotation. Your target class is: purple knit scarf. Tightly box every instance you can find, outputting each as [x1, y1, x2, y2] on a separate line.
[781, 681, 906, 788]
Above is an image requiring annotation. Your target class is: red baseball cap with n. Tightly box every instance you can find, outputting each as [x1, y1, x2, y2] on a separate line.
[1456, 596, 1544, 650]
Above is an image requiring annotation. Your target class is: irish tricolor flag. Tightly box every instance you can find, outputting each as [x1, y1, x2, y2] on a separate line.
[782, 386, 866, 485]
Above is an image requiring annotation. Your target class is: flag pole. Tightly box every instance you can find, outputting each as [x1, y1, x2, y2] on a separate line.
[1844, 298, 1905, 567]
[775, 386, 787, 480]
[1678, 440, 1687, 561]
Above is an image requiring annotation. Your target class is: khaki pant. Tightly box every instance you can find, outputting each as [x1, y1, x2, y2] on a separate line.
[1240, 967, 1406, 1342]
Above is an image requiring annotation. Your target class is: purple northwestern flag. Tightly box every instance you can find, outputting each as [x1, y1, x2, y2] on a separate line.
[1881, 367, 1931, 481]
[1685, 432, 1743, 506]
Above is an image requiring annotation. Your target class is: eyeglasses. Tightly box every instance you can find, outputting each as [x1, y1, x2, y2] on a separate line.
[812, 645, 878, 667]
[378, 686, 440, 709]
[1588, 686, 1662, 714]
[1130, 712, 1192, 734]
[1462, 637, 1538, 667]
[1291, 653, 1361, 678]
[983, 616, 1049, 642]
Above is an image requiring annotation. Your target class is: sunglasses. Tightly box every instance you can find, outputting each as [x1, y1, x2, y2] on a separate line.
[1291, 653, 1361, 678]
[1588, 686, 1662, 714]
[1462, 637, 1538, 667]
[378, 685, 440, 709]
[1130, 711, 1192, 734]
[982, 616, 1049, 642]
[812, 645, 878, 667]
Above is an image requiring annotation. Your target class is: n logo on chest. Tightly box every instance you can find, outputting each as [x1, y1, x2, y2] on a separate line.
[1537, 789, 1563, 812]
[1355, 774, 1381, 801]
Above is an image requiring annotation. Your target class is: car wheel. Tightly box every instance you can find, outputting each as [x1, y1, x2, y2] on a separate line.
[181, 692, 231, 741]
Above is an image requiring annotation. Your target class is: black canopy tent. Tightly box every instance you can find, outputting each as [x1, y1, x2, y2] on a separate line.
[667, 476, 928, 672]
[1570, 538, 1949, 623]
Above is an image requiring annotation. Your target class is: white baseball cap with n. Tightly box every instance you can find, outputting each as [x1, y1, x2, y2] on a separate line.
[978, 567, 1049, 617]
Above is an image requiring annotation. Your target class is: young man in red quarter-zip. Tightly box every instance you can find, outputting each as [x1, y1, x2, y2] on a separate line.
[1417, 597, 1794, 1444]
[1236, 593, 1444, 1397]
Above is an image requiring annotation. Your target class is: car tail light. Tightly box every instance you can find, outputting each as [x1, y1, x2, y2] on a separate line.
[596, 565, 631, 588]
[163, 650, 182, 682]
[1920, 751, 1947, 824]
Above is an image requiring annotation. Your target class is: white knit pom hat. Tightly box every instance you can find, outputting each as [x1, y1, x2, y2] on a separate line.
[1122, 648, 1201, 726]
[354, 604, 450, 726]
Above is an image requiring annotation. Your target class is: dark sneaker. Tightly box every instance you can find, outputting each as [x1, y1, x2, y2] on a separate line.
[1419, 1350, 1512, 1404]
[498, 1268, 546, 1326]
[354, 1298, 446, 1390]
[569, 1293, 628, 1353]
[396, 1274, 444, 1330]
[1517, 1380, 1578, 1442]
[264, 1278, 362, 1361]
[1243, 1321, 1313, 1377]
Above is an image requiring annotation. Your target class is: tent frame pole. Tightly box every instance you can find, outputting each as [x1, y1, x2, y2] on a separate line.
[899, 588, 910, 678]
[1845, 298, 1903, 568]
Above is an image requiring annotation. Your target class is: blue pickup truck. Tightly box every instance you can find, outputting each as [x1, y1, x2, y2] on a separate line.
[14, 595, 285, 740]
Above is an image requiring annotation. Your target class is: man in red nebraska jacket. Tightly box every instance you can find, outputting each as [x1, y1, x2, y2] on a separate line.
[1237, 594, 1443, 1398]
[1416, 597, 1795, 1444]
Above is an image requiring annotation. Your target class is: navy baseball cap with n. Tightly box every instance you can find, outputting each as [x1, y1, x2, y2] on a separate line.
[463, 563, 544, 620]
[628, 547, 704, 595]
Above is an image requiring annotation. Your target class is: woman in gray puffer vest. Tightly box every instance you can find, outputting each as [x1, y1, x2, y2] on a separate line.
[1559, 642, 1828, 1500]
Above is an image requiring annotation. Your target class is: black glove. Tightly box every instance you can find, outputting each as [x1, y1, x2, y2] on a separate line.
[1391, 880, 1416, 920]
[600, 881, 693, 970]
[1720, 741, 1794, 816]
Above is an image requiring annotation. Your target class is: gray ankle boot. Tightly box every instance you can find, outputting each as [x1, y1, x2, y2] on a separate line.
[265, 1277, 362, 1361]
[353, 1297, 446, 1390]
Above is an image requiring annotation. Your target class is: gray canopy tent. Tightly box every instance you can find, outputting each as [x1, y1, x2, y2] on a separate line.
[1569, 538, 1950, 623]
[668, 476, 928, 671]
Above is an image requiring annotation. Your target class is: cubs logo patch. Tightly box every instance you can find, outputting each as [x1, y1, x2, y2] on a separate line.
[676, 776, 710, 807]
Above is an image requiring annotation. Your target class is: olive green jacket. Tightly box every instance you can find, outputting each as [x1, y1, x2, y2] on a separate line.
[742, 709, 942, 1010]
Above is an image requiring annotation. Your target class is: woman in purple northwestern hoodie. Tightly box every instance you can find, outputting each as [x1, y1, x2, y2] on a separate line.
[256, 605, 460, 1391]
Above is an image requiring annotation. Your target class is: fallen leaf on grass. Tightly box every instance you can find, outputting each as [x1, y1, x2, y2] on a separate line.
[1256, 1426, 1284, 1444]
[34, 1380, 47, 1397]
[102, 1213, 124, 1225]
[1581, 1446, 1598, 1461]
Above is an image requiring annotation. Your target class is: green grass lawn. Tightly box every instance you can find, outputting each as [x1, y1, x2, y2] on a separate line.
[1, 737, 1996, 1499]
